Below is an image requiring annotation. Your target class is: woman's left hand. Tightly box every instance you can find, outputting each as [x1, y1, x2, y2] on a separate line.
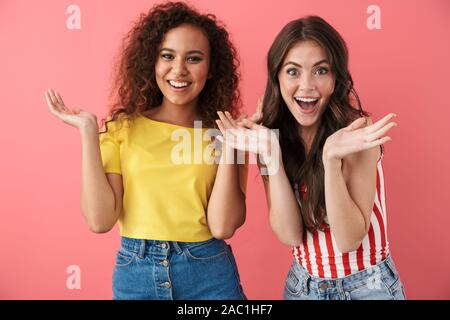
[322, 113, 397, 165]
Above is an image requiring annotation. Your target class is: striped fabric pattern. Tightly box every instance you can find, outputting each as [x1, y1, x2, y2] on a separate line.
[292, 159, 389, 279]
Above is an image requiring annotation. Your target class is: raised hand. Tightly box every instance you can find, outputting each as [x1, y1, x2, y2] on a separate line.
[248, 96, 264, 123]
[323, 113, 397, 163]
[45, 88, 98, 131]
[216, 111, 280, 168]
[236, 96, 263, 126]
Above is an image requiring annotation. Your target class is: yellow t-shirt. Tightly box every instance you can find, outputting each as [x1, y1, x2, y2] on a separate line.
[99, 115, 247, 242]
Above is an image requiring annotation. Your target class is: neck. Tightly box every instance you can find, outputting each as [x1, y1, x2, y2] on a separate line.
[300, 125, 317, 156]
[147, 98, 198, 127]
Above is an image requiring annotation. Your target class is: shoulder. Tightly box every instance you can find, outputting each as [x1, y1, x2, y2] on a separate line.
[99, 114, 135, 146]
[101, 114, 133, 134]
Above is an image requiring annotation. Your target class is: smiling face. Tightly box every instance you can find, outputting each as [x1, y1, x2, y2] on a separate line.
[155, 24, 210, 109]
[278, 40, 335, 137]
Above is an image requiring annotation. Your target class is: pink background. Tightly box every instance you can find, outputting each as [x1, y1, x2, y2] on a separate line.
[1, 0, 449, 299]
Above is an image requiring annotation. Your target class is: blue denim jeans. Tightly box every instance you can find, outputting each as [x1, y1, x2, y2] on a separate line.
[283, 255, 406, 300]
[112, 237, 246, 300]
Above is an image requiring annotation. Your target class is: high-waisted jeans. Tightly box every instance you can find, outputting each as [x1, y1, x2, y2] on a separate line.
[112, 236, 246, 300]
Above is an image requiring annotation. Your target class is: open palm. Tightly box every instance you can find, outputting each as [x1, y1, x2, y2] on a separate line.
[45, 88, 98, 130]
[323, 113, 397, 162]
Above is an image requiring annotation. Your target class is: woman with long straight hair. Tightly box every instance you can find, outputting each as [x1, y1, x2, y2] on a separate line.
[216, 16, 405, 300]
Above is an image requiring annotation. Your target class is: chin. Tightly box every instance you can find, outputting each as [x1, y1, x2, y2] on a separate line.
[298, 119, 318, 128]
[166, 96, 193, 106]
[290, 111, 316, 127]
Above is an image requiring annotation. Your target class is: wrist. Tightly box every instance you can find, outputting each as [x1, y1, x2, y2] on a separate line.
[323, 157, 342, 171]
[261, 137, 281, 162]
[80, 121, 99, 139]
[261, 145, 283, 176]
[219, 142, 238, 165]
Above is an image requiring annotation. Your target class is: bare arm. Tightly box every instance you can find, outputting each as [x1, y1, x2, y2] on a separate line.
[323, 147, 378, 252]
[322, 115, 396, 252]
[45, 88, 121, 233]
[207, 112, 247, 239]
[216, 111, 303, 246]
[261, 153, 304, 246]
[80, 126, 122, 233]
[207, 145, 246, 239]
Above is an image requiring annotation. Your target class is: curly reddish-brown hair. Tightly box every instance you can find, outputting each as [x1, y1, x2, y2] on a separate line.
[103, 1, 241, 129]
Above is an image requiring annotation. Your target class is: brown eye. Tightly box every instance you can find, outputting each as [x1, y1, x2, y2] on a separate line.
[287, 68, 298, 76]
[315, 67, 329, 75]
[187, 56, 202, 63]
[161, 53, 174, 60]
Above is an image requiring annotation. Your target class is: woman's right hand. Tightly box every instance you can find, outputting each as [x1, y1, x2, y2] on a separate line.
[45, 88, 98, 132]
[216, 111, 281, 168]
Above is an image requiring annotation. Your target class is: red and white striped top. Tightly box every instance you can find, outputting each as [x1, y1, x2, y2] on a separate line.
[292, 158, 389, 279]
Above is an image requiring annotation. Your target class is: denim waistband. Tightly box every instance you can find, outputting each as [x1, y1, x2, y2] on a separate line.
[293, 255, 399, 292]
[120, 236, 218, 257]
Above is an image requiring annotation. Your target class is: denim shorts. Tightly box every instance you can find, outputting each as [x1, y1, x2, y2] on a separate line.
[112, 237, 246, 300]
[283, 255, 406, 300]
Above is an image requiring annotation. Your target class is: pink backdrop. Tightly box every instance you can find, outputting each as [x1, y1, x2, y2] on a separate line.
[1, 0, 449, 299]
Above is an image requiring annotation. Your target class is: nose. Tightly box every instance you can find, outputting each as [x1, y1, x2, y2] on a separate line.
[299, 73, 316, 91]
[171, 57, 188, 77]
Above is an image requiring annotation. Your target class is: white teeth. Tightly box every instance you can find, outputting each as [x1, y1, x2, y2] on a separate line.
[295, 97, 319, 103]
[169, 80, 189, 88]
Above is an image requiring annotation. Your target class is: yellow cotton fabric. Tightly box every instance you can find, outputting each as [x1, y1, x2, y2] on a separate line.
[99, 115, 247, 242]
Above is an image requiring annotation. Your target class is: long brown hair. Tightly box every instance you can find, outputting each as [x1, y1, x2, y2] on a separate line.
[103, 1, 241, 130]
[261, 16, 369, 232]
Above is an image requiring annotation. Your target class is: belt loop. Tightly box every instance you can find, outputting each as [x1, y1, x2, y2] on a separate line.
[300, 267, 311, 295]
[336, 278, 345, 299]
[138, 239, 146, 259]
[384, 255, 398, 278]
[171, 241, 183, 254]
[303, 275, 311, 295]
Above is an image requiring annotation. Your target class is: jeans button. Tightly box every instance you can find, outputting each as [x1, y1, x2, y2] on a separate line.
[161, 243, 167, 249]
[320, 283, 328, 290]
[163, 281, 171, 288]
[161, 259, 169, 267]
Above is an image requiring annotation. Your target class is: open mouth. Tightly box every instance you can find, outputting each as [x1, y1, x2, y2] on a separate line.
[167, 80, 192, 89]
[294, 97, 319, 114]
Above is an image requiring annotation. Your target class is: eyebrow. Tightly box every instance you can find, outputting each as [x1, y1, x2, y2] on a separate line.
[159, 48, 205, 55]
[283, 59, 330, 68]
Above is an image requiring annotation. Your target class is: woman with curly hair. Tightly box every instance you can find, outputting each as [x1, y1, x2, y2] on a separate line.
[217, 16, 405, 300]
[45, 1, 246, 300]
